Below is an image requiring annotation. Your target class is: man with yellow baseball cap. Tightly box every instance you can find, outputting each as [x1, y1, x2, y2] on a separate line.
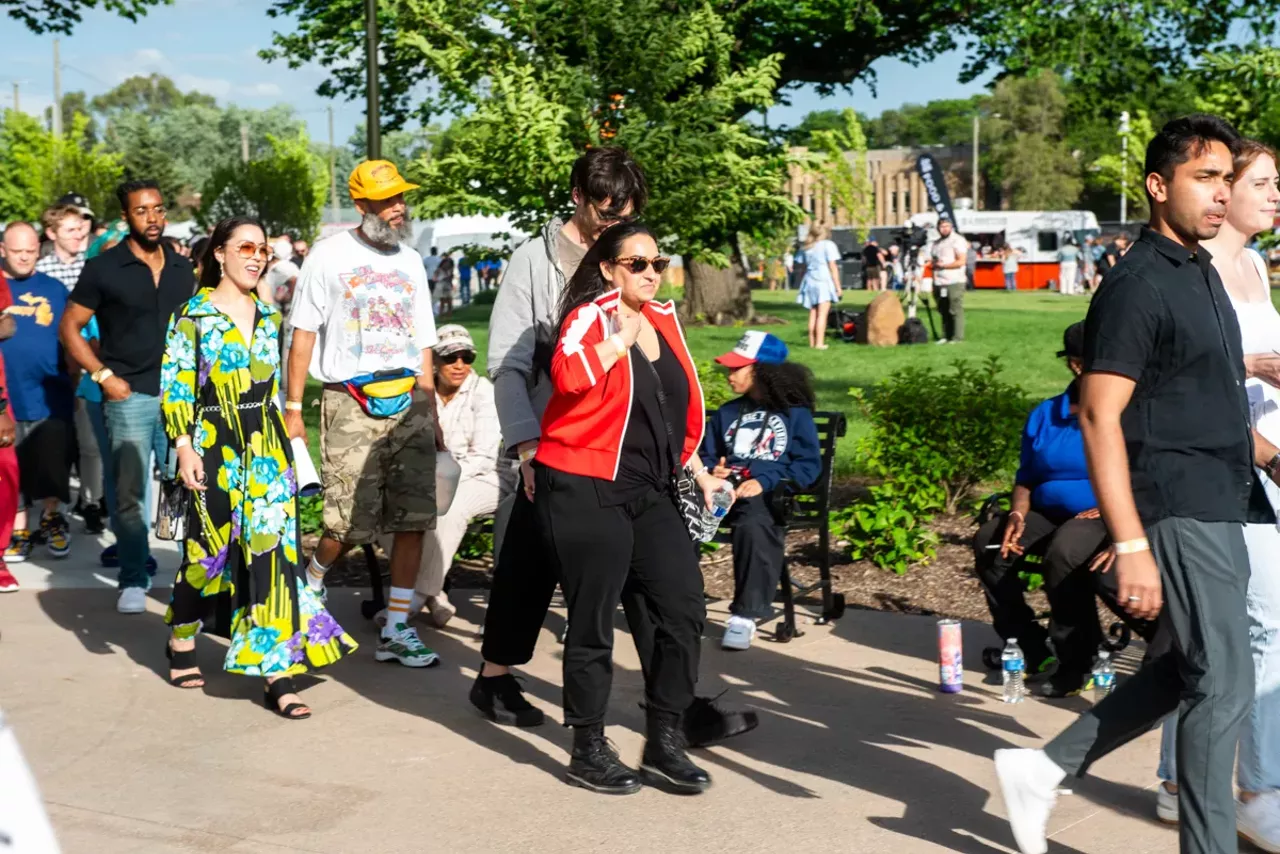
[285, 159, 446, 668]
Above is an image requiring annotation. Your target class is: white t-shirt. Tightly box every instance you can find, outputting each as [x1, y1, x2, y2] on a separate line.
[931, 232, 970, 286]
[288, 230, 438, 383]
[423, 253, 442, 281]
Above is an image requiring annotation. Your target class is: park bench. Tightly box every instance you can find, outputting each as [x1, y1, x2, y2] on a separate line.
[359, 515, 494, 620]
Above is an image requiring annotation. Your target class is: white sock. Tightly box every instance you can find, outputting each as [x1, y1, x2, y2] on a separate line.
[306, 556, 328, 591]
[384, 586, 413, 635]
[409, 592, 427, 615]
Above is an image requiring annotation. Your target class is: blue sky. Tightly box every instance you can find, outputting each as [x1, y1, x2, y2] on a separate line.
[3, 0, 993, 145]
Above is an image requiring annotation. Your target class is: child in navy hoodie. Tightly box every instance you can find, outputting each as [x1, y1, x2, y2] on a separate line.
[700, 331, 821, 650]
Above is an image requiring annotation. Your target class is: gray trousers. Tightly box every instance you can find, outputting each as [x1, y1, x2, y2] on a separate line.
[1043, 517, 1253, 854]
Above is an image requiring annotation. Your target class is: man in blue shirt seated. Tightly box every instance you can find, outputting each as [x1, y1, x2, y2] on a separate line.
[973, 322, 1151, 698]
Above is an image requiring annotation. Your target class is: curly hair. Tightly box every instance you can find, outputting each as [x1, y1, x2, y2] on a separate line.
[749, 361, 816, 412]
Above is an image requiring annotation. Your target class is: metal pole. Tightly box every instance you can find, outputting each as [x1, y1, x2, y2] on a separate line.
[329, 105, 340, 223]
[12, 82, 18, 114]
[240, 122, 250, 164]
[1119, 111, 1130, 226]
[365, 0, 381, 160]
[972, 114, 980, 211]
[52, 38, 62, 136]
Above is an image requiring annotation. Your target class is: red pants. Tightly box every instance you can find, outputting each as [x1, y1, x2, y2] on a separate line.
[0, 445, 20, 552]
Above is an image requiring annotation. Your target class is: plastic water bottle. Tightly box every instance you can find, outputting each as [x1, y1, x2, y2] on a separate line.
[698, 484, 735, 542]
[1093, 650, 1116, 701]
[1001, 638, 1025, 704]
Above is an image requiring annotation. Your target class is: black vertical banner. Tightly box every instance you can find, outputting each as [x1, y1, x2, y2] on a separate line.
[916, 154, 956, 225]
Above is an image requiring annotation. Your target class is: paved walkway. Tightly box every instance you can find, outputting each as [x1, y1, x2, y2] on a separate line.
[1, 538, 1180, 853]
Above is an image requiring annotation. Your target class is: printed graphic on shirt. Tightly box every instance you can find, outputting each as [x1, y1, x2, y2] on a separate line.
[9, 293, 54, 326]
[339, 265, 419, 362]
[727, 409, 790, 461]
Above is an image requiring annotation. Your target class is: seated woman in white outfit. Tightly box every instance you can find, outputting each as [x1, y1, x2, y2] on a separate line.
[378, 324, 502, 629]
[1154, 138, 1280, 851]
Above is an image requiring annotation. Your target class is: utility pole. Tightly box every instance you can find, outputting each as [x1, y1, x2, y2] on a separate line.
[1119, 111, 1130, 226]
[11, 82, 18, 114]
[365, 0, 381, 160]
[52, 38, 62, 136]
[240, 122, 250, 164]
[972, 113, 980, 211]
[328, 105, 340, 223]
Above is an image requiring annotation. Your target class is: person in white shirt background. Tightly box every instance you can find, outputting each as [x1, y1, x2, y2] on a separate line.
[377, 324, 502, 630]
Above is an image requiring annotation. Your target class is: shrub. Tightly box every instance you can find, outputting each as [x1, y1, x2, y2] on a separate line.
[852, 356, 1030, 514]
[698, 359, 736, 412]
[299, 494, 324, 536]
[471, 288, 499, 306]
[831, 482, 939, 575]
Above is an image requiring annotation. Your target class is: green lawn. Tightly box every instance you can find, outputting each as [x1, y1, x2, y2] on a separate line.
[298, 289, 1101, 475]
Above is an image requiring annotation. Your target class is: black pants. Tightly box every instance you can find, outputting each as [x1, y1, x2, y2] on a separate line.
[1044, 518, 1252, 854]
[972, 510, 1109, 676]
[479, 475, 661, 670]
[726, 494, 785, 620]
[534, 465, 705, 726]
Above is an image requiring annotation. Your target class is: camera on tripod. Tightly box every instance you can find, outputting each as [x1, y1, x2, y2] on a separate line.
[891, 223, 930, 252]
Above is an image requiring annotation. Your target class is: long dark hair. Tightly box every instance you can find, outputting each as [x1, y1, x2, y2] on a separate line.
[750, 361, 816, 412]
[200, 215, 266, 290]
[555, 220, 656, 332]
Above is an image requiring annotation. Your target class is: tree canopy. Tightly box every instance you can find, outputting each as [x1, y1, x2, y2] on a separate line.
[3, 0, 166, 34]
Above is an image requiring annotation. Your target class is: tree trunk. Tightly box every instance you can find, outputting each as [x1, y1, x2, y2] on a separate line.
[679, 247, 754, 325]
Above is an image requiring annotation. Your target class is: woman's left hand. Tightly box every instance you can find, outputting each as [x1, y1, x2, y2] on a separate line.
[695, 470, 732, 511]
[735, 478, 763, 500]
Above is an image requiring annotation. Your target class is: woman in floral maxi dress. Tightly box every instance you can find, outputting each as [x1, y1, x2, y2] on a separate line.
[160, 216, 356, 718]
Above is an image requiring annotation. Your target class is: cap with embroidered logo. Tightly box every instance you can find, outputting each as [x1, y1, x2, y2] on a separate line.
[348, 160, 420, 202]
[714, 330, 789, 369]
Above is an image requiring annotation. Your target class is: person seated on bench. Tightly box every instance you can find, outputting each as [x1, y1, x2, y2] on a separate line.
[378, 325, 501, 629]
[972, 321, 1126, 698]
[700, 331, 821, 651]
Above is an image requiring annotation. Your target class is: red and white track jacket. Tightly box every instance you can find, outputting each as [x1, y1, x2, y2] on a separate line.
[535, 289, 705, 481]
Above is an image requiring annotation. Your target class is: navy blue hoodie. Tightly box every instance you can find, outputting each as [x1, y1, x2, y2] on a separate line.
[699, 398, 822, 492]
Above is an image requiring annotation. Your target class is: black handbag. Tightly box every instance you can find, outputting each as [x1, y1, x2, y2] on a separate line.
[634, 348, 705, 543]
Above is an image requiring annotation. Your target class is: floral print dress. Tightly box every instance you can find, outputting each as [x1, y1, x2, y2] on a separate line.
[160, 288, 357, 676]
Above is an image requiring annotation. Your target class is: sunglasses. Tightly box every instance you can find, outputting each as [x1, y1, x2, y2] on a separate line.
[228, 241, 272, 262]
[612, 255, 671, 274]
[440, 351, 476, 365]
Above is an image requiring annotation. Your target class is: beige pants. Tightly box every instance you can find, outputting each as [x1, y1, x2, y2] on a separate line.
[379, 476, 500, 601]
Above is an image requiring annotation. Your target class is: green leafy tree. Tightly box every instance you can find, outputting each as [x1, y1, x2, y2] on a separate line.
[1194, 46, 1280, 148]
[198, 133, 328, 241]
[45, 91, 97, 145]
[786, 109, 869, 147]
[809, 108, 874, 234]
[0, 110, 122, 222]
[110, 113, 184, 214]
[90, 73, 217, 117]
[4, 0, 167, 33]
[1087, 109, 1155, 221]
[984, 72, 1082, 209]
[862, 96, 988, 148]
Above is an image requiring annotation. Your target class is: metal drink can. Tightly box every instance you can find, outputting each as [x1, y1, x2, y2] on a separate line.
[938, 619, 963, 693]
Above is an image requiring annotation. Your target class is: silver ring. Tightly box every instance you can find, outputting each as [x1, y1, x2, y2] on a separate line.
[1126, 596, 1141, 602]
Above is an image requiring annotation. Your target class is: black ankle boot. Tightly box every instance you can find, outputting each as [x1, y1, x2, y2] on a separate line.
[683, 694, 760, 748]
[641, 711, 712, 794]
[566, 723, 642, 795]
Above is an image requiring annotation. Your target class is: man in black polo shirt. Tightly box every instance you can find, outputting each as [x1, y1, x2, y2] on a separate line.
[994, 115, 1267, 854]
[59, 179, 194, 615]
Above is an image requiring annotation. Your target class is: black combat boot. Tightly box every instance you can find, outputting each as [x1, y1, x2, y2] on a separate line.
[640, 710, 712, 794]
[566, 723, 642, 795]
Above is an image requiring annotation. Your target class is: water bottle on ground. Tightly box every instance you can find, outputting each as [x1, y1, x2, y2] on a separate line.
[1001, 638, 1025, 704]
[698, 483, 736, 542]
[1093, 650, 1116, 701]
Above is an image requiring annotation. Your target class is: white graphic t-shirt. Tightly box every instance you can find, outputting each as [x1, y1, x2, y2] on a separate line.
[288, 230, 438, 383]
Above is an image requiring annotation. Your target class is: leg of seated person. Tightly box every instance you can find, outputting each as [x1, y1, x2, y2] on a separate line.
[727, 494, 786, 621]
[972, 510, 1058, 665]
[413, 477, 500, 616]
[1042, 517, 1110, 684]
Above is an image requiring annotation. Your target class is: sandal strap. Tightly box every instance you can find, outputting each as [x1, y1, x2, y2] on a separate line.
[167, 645, 199, 670]
[278, 702, 311, 719]
[264, 677, 296, 702]
[171, 673, 204, 688]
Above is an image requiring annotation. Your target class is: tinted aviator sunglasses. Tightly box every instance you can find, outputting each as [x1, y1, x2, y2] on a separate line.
[228, 241, 272, 262]
[613, 255, 670, 274]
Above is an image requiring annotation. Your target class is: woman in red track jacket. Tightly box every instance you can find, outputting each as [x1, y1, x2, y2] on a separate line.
[533, 222, 733, 796]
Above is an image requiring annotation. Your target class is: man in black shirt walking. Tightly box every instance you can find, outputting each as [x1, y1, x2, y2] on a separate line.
[60, 180, 194, 615]
[995, 115, 1268, 854]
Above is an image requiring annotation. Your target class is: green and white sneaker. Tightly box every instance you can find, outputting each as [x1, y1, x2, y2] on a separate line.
[375, 623, 440, 668]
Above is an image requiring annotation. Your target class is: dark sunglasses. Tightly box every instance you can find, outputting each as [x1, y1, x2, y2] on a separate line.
[612, 255, 671, 274]
[440, 351, 476, 365]
[228, 241, 272, 262]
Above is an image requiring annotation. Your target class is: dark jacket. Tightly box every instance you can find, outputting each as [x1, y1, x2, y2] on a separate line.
[699, 397, 821, 492]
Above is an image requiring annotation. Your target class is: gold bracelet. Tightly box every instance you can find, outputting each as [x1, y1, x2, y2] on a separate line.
[284, 400, 303, 412]
[1113, 537, 1150, 555]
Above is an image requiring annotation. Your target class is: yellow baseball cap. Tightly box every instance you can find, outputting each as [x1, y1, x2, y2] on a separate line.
[348, 160, 420, 201]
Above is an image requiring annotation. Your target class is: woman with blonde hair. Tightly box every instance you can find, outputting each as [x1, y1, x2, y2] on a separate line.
[793, 222, 842, 349]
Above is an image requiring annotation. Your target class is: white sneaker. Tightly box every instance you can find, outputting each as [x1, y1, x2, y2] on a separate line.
[935, 337, 949, 345]
[1156, 781, 1179, 825]
[1238, 790, 1280, 853]
[722, 615, 756, 651]
[994, 748, 1066, 854]
[427, 594, 457, 629]
[116, 587, 147, 614]
[375, 623, 440, 668]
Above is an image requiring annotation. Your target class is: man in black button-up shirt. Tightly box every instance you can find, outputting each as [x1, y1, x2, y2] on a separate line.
[995, 115, 1267, 854]
[59, 180, 194, 615]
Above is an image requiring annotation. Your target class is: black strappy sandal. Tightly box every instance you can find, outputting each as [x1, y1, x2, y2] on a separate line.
[264, 678, 311, 720]
[165, 641, 205, 689]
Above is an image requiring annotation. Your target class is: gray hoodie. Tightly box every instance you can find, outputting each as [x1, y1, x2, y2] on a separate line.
[487, 217, 570, 451]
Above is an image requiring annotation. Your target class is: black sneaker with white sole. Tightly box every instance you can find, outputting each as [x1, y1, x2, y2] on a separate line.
[469, 670, 545, 727]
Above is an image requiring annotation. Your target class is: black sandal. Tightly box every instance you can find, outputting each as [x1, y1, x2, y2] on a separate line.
[264, 678, 311, 720]
[165, 641, 205, 689]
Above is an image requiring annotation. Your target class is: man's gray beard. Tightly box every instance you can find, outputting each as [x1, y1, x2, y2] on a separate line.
[361, 212, 413, 246]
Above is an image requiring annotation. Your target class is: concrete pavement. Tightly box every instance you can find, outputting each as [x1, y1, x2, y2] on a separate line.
[1, 539, 1179, 853]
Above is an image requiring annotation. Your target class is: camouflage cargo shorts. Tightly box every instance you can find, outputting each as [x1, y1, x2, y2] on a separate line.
[320, 388, 437, 544]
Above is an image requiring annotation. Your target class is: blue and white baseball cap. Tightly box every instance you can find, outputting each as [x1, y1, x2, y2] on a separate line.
[715, 330, 789, 369]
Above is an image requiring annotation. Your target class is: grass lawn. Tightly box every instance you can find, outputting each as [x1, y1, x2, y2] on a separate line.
[297, 288, 1100, 475]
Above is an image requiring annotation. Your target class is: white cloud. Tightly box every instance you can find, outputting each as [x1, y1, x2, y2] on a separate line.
[172, 74, 233, 98]
[237, 82, 283, 98]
